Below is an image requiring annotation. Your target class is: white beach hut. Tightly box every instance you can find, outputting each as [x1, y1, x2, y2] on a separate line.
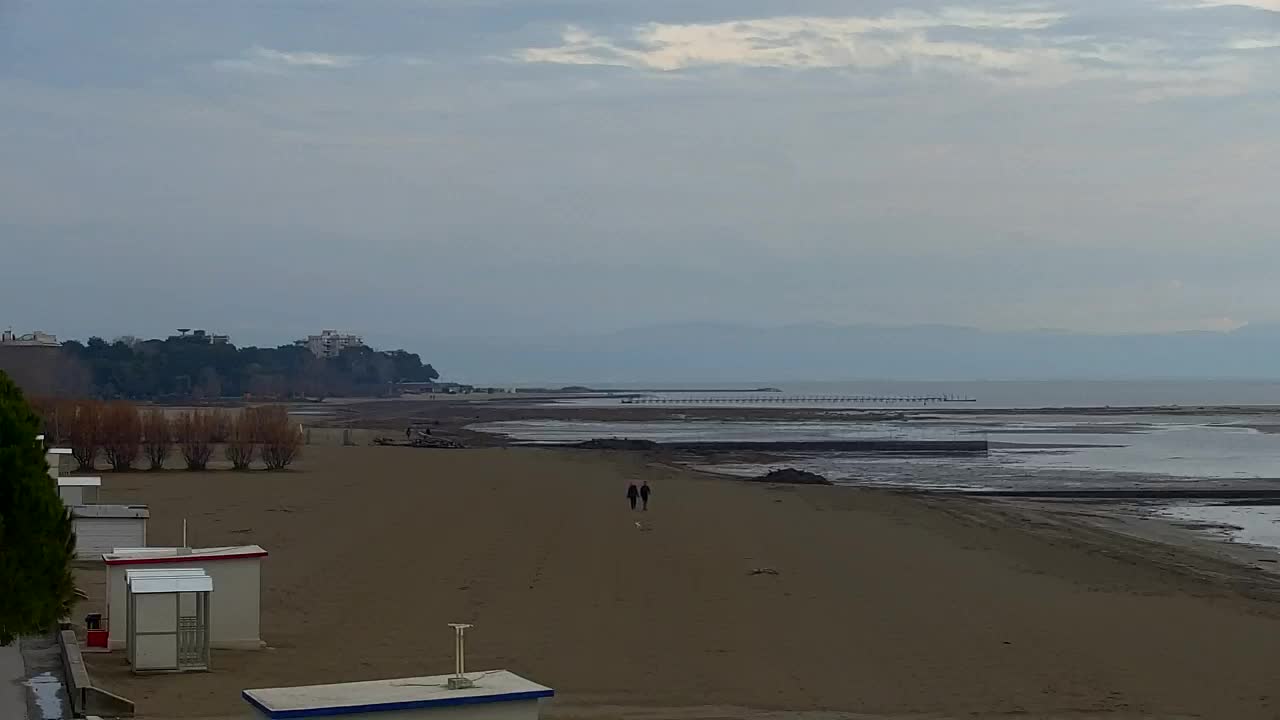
[45, 447, 72, 479]
[57, 476, 101, 506]
[102, 545, 267, 651]
[125, 568, 212, 673]
[71, 506, 149, 559]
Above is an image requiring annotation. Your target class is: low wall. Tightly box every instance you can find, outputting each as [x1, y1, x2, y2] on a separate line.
[302, 427, 381, 447]
[568, 439, 991, 455]
[58, 631, 134, 718]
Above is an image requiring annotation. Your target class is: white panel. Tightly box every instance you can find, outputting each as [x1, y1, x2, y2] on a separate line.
[134, 593, 177, 634]
[133, 634, 177, 671]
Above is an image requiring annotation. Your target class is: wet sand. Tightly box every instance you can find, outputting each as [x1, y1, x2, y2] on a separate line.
[77, 446, 1280, 719]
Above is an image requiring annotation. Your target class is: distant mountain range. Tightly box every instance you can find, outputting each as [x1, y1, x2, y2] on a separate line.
[412, 322, 1280, 385]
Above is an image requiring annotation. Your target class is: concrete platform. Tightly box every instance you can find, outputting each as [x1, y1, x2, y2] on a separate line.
[244, 670, 553, 719]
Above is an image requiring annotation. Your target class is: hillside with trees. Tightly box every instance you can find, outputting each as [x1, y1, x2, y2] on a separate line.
[26, 336, 439, 400]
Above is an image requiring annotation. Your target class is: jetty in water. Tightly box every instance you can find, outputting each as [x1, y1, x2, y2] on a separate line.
[569, 438, 990, 456]
[620, 394, 977, 405]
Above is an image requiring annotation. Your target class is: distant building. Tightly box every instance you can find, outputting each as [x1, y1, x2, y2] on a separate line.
[296, 330, 365, 358]
[170, 329, 230, 345]
[399, 381, 474, 395]
[1, 329, 59, 347]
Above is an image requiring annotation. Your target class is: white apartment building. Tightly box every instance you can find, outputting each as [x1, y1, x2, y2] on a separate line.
[297, 330, 365, 358]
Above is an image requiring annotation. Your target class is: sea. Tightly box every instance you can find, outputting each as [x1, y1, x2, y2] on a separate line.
[474, 381, 1280, 555]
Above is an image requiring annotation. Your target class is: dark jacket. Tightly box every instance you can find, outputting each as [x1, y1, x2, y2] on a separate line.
[626, 484, 640, 499]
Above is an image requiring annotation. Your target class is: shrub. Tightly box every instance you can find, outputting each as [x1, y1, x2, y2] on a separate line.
[174, 409, 216, 471]
[66, 400, 104, 471]
[141, 408, 172, 471]
[27, 396, 66, 444]
[209, 409, 231, 443]
[259, 406, 302, 470]
[224, 407, 260, 471]
[101, 402, 142, 471]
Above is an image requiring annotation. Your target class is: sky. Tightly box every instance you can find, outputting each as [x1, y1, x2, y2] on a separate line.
[1, 0, 1278, 350]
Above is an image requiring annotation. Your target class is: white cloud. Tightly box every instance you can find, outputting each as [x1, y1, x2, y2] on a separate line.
[1197, 0, 1280, 9]
[517, 7, 1273, 98]
[1228, 35, 1280, 49]
[518, 10, 1071, 75]
[214, 47, 362, 73]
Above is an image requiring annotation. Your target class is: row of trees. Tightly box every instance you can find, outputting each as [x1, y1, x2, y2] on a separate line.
[33, 400, 302, 471]
[48, 335, 440, 400]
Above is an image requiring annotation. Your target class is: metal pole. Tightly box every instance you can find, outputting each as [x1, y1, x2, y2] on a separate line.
[447, 623, 475, 689]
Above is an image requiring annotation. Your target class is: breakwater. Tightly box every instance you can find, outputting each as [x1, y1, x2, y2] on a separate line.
[620, 395, 976, 405]
[568, 438, 989, 456]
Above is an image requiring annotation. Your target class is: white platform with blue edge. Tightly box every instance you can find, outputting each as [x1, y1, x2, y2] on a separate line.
[243, 670, 554, 720]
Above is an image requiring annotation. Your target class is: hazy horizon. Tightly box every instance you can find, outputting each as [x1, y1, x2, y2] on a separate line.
[16, 320, 1280, 385]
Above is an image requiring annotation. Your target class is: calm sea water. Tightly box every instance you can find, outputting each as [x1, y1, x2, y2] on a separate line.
[479, 415, 1280, 482]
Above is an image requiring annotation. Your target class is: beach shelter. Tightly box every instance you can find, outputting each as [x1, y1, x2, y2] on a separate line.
[45, 447, 72, 479]
[125, 568, 212, 673]
[57, 476, 101, 506]
[71, 505, 149, 558]
[102, 545, 267, 650]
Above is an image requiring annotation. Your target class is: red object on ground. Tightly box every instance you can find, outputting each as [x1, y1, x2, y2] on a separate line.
[86, 629, 108, 648]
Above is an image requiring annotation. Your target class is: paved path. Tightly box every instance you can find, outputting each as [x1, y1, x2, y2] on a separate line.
[1, 640, 30, 720]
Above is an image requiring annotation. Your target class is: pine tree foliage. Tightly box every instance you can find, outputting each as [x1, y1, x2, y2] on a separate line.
[0, 370, 76, 645]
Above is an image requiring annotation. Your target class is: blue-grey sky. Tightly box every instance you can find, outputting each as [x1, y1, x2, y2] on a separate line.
[2, 0, 1277, 348]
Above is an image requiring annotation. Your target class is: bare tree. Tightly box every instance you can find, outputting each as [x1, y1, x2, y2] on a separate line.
[259, 405, 302, 470]
[174, 409, 216, 471]
[101, 402, 142, 471]
[27, 396, 67, 445]
[66, 400, 104, 471]
[224, 407, 260, 471]
[141, 408, 172, 471]
[209, 408, 230, 443]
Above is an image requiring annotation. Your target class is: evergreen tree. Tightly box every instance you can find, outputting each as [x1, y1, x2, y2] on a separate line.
[0, 370, 75, 645]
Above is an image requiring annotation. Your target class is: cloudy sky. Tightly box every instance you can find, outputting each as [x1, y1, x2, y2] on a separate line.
[1, 0, 1277, 347]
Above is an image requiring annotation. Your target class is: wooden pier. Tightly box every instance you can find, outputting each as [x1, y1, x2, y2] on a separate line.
[620, 394, 977, 405]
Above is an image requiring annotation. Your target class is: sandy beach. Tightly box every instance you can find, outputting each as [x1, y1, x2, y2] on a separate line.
[76, 446, 1280, 719]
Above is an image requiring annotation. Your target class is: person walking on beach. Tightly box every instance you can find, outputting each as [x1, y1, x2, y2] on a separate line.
[627, 482, 640, 511]
[640, 481, 651, 511]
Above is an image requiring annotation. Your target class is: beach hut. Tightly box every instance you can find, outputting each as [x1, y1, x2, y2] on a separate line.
[71, 505, 149, 559]
[125, 568, 212, 673]
[45, 447, 72, 479]
[57, 476, 101, 506]
[102, 545, 267, 651]
[242, 671, 554, 720]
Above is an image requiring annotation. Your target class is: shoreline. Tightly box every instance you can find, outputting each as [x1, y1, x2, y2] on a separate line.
[308, 395, 1280, 568]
